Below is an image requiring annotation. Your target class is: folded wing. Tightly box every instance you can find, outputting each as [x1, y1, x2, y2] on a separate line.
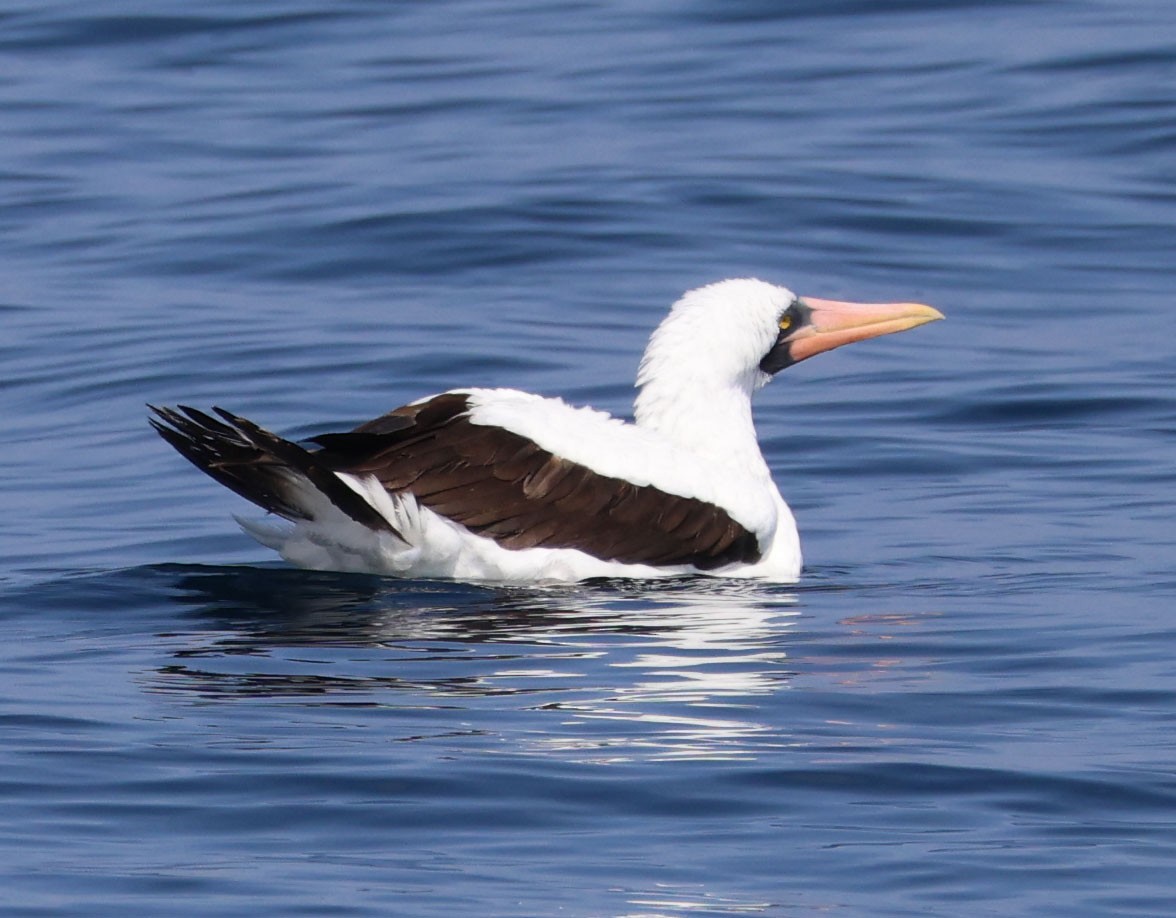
[314, 393, 762, 570]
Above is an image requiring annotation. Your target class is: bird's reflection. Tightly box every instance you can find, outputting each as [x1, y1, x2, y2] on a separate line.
[147, 564, 801, 761]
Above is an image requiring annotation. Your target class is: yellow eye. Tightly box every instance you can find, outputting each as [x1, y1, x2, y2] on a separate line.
[778, 314, 793, 332]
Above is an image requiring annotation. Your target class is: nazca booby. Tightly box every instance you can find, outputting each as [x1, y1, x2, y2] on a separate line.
[151, 279, 941, 583]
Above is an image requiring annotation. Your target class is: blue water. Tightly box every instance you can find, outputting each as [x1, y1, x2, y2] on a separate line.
[3, 1, 1175, 914]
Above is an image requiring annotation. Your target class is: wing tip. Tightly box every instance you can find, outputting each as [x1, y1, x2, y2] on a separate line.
[149, 403, 405, 541]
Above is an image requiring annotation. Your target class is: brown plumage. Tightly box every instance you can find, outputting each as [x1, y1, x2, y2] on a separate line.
[150, 394, 761, 571]
[148, 405, 397, 534]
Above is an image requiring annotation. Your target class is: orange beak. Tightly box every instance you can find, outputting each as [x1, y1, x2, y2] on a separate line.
[785, 296, 944, 364]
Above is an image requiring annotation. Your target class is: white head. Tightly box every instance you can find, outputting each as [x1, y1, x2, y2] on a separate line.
[636, 278, 793, 399]
[636, 277, 943, 403]
[631, 276, 942, 487]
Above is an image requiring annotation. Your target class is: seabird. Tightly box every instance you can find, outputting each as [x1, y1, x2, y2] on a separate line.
[151, 278, 941, 583]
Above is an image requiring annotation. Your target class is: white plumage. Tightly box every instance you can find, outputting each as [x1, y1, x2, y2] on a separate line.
[152, 278, 942, 584]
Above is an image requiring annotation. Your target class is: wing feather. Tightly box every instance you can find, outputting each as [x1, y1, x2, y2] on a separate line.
[313, 393, 762, 570]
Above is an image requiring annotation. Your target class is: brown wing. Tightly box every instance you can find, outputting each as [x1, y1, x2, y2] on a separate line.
[149, 405, 400, 535]
[310, 393, 762, 570]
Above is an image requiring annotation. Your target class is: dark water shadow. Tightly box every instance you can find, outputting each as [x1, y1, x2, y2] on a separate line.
[159, 563, 796, 639]
[48, 564, 797, 713]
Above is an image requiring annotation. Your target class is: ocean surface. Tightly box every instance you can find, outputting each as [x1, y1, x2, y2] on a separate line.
[2, 1, 1175, 915]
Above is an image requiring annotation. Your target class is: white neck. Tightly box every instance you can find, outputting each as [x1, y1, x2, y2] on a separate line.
[630, 279, 787, 481]
[633, 369, 772, 481]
